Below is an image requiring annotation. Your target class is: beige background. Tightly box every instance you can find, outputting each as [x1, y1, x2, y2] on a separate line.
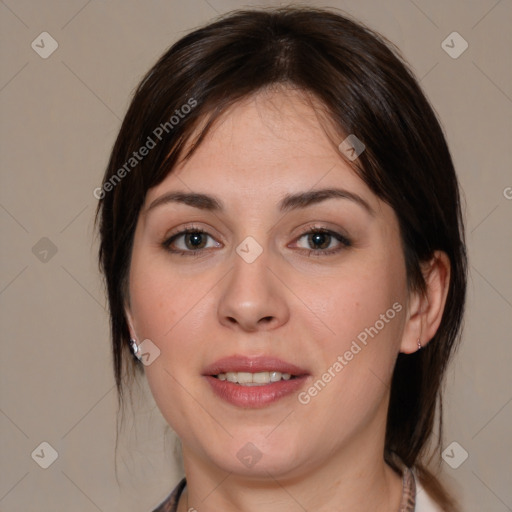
[1, 0, 511, 510]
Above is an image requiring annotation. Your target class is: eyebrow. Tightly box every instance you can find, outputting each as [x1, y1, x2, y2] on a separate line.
[145, 187, 374, 216]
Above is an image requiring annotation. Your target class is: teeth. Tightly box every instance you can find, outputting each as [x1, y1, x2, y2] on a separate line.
[236, 372, 253, 384]
[254, 371, 270, 384]
[216, 371, 294, 385]
[270, 371, 281, 382]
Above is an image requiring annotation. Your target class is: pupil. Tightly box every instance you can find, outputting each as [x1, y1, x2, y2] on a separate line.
[309, 232, 330, 249]
[186, 233, 206, 249]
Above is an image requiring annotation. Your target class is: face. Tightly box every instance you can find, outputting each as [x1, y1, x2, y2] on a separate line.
[126, 89, 411, 479]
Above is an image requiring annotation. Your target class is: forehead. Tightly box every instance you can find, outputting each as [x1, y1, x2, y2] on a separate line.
[145, 88, 372, 205]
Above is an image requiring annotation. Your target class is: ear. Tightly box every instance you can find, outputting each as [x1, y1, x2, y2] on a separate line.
[400, 250, 451, 354]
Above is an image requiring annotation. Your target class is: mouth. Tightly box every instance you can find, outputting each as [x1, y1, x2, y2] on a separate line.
[202, 355, 310, 408]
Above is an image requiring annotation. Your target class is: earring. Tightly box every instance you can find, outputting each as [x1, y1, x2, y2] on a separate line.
[417, 338, 422, 350]
[130, 338, 142, 361]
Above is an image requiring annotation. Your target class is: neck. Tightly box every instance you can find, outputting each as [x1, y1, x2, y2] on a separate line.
[177, 421, 403, 512]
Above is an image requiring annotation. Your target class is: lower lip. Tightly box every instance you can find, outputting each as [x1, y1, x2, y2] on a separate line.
[204, 375, 308, 408]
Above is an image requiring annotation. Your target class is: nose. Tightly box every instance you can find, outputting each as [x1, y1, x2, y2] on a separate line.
[217, 249, 290, 332]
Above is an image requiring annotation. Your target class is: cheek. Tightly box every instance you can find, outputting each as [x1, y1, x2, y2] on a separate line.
[306, 246, 408, 397]
[128, 246, 217, 379]
[128, 244, 195, 340]
[295, 273, 406, 436]
[128, 254, 211, 438]
[129, 279, 174, 339]
[318, 260, 405, 342]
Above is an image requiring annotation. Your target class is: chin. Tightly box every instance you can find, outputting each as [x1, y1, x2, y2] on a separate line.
[204, 435, 309, 480]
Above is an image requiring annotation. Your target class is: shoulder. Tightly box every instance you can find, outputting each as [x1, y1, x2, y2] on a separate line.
[151, 478, 187, 512]
[415, 477, 444, 512]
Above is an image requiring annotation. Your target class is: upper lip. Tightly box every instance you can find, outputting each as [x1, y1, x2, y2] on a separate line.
[203, 355, 309, 376]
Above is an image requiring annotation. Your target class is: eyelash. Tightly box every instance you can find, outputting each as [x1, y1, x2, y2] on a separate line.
[295, 226, 352, 257]
[162, 224, 352, 258]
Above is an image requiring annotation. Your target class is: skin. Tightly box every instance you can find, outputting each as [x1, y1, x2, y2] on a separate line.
[125, 87, 450, 512]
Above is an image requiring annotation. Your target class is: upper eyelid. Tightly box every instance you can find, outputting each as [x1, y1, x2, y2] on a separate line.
[166, 224, 346, 240]
[291, 228, 351, 248]
[165, 227, 219, 245]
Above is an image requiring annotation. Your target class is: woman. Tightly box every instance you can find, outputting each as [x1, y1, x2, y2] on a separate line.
[96, 7, 467, 511]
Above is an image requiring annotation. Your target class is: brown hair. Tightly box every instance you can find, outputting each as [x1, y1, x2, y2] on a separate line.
[95, 6, 466, 508]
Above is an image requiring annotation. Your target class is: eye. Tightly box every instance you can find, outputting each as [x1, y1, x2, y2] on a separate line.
[293, 227, 351, 256]
[162, 228, 221, 255]
[162, 225, 351, 257]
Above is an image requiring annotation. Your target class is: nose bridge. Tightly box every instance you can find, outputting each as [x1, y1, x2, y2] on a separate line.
[217, 238, 289, 331]
[230, 244, 272, 298]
